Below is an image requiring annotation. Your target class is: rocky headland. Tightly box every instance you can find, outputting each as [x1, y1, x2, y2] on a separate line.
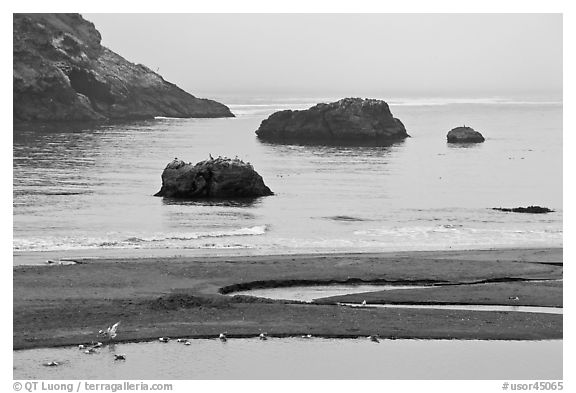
[255, 98, 409, 144]
[13, 13, 234, 123]
[446, 126, 485, 143]
[155, 157, 273, 198]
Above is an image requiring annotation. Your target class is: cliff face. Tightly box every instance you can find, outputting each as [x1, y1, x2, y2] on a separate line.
[13, 13, 234, 122]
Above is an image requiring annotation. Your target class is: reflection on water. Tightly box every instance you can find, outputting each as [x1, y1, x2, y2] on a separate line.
[161, 197, 264, 208]
[13, 338, 562, 380]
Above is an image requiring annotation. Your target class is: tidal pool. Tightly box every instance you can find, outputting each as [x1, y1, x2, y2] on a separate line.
[231, 284, 434, 303]
[229, 284, 563, 314]
[13, 338, 562, 380]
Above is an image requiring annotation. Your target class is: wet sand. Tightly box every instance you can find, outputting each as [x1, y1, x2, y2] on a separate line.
[13, 247, 562, 349]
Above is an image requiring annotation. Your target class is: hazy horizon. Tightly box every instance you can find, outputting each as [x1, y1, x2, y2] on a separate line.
[85, 13, 562, 99]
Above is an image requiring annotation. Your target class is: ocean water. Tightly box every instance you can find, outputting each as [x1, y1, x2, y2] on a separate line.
[12, 95, 563, 264]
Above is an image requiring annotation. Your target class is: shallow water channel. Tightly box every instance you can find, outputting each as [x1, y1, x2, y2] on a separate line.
[13, 338, 562, 380]
[230, 283, 563, 314]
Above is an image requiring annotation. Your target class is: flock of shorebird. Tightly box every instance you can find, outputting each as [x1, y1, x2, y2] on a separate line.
[44, 320, 384, 367]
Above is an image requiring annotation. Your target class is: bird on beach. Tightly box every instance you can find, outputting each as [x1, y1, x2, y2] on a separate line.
[184, 341, 191, 345]
[44, 361, 59, 367]
[84, 348, 97, 354]
[93, 342, 103, 348]
[509, 296, 520, 301]
[176, 338, 185, 343]
[99, 321, 120, 340]
[259, 333, 268, 340]
[159, 337, 170, 343]
[301, 334, 313, 339]
[114, 354, 126, 361]
[368, 335, 380, 343]
[361, 300, 367, 307]
[78, 344, 85, 350]
[219, 333, 227, 342]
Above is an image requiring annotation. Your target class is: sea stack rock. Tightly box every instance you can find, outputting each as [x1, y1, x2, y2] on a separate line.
[255, 98, 409, 144]
[446, 126, 485, 143]
[155, 157, 273, 198]
[13, 13, 234, 122]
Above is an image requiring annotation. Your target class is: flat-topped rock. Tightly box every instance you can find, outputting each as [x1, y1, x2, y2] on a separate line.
[255, 98, 409, 144]
[447, 126, 485, 143]
[493, 206, 554, 214]
[155, 157, 273, 199]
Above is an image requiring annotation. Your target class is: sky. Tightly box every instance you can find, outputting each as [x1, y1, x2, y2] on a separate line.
[84, 14, 562, 98]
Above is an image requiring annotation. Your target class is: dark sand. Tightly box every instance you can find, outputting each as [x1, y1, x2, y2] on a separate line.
[13, 248, 562, 349]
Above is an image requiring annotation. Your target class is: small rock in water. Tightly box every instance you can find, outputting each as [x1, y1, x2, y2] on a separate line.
[446, 126, 485, 143]
[493, 206, 553, 214]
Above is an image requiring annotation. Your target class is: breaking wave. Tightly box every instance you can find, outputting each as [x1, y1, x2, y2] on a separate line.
[13, 225, 268, 252]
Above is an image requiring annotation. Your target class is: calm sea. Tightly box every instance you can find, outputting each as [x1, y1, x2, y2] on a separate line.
[12, 95, 563, 265]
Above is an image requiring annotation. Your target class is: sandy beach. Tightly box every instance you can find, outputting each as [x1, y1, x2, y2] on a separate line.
[13, 247, 562, 350]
